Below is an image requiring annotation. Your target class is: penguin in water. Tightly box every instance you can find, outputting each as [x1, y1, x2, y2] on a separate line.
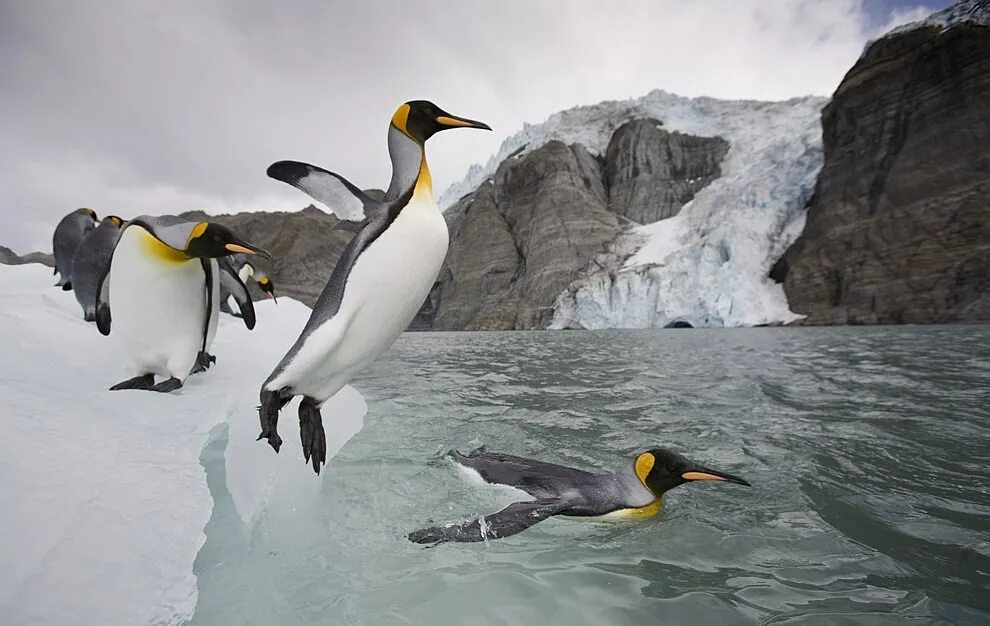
[408, 447, 750, 544]
[95, 215, 271, 392]
[72, 215, 124, 322]
[53, 208, 98, 290]
[258, 100, 490, 473]
[219, 254, 277, 317]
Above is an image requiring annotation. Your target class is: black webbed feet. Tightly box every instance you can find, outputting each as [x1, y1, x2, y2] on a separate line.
[299, 397, 326, 475]
[258, 388, 286, 453]
[150, 377, 182, 393]
[109, 373, 155, 391]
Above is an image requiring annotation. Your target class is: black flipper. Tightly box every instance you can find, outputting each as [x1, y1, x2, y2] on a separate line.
[257, 388, 290, 453]
[216, 257, 255, 330]
[267, 160, 384, 224]
[109, 373, 155, 391]
[408, 499, 571, 545]
[200, 258, 214, 357]
[298, 396, 326, 475]
[150, 377, 182, 393]
[94, 263, 112, 336]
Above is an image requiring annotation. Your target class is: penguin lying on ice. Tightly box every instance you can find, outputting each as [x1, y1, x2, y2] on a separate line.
[257, 100, 490, 474]
[95, 215, 271, 392]
[408, 447, 750, 544]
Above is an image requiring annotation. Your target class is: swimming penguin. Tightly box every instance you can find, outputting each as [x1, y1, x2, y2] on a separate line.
[408, 447, 750, 544]
[219, 255, 277, 317]
[53, 208, 99, 290]
[95, 215, 270, 392]
[257, 100, 490, 474]
[71, 215, 124, 321]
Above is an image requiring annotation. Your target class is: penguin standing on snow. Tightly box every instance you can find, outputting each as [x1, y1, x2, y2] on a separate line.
[258, 100, 490, 473]
[95, 215, 270, 392]
[72, 215, 124, 322]
[408, 447, 750, 544]
[53, 208, 98, 290]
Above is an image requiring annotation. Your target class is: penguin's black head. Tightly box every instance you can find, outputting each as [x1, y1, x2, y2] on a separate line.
[392, 100, 491, 143]
[185, 223, 273, 260]
[81, 208, 98, 221]
[256, 274, 277, 302]
[634, 448, 750, 497]
[106, 215, 124, 228]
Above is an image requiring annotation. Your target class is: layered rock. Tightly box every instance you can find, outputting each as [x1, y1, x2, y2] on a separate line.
[428, 141, 625, 330]
[779, 6, 990, 324]
[605, 119, 729, 223]
[0, 246, 54, 268]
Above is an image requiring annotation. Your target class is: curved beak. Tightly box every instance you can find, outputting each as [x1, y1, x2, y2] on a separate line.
[225, 241, 272, 261]
[435, 113, 491, 131]
[682, 464, 750, 487]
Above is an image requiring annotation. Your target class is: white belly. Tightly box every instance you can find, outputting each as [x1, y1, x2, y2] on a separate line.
[282, 197, 448, 400]
[109, 227, 215, 380]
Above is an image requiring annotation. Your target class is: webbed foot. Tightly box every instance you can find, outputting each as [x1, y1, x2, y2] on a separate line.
[299, 396, 326, 475]
[110, 373, 155, 391]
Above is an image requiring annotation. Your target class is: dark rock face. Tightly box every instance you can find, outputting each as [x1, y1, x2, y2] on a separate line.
[0, 245, 55, 268]
[606, 119, 729, 223]
[780, 22, 990, 324]
[427, 141, 626, 330]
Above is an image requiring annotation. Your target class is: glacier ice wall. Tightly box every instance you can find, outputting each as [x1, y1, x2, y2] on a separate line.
[441, 90, 827, 328]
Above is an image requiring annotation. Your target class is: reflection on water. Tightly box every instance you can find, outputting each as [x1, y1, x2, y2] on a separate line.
[190, 327, 990, 625]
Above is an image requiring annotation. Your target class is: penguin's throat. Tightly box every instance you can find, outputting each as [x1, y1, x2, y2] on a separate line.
[414, 156, 432, 200]
[624, 498, 662, 519]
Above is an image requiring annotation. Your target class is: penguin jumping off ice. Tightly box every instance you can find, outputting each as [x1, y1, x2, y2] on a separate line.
[95, 215, 271, 392]
[72, 215, 124, 322]
[258, 100, 490, 473]
[408, 447, 750, 544]
[53, 208, 99, 290]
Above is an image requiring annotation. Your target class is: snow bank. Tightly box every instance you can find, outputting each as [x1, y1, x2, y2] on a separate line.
[0, 264, 365, 625]
[440, 90, 826, 328]
[886, 0, 990, 38]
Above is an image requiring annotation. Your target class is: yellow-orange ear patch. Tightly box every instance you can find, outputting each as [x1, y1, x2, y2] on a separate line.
[258, 276, 269, 285]
[635, 452, 655, 484]
[391, 103, 411, 136]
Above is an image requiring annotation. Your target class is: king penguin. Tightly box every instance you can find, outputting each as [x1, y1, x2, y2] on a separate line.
[95, 215, 271, 392]
[219, 254, 277, 317]
[72, 215, 124, 322]
[408, 447, 750, 544]
[53, 208, 98, 290]
[258, 100, 490, 473]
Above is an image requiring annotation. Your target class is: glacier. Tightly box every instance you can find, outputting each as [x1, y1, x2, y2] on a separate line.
[0, 264, 365, 625]
[440, 90, 827, 329]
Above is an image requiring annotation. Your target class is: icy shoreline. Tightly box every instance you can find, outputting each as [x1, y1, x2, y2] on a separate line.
[0, 264, 365, 624]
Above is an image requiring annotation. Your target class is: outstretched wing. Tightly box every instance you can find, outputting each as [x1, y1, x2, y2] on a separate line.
[267, 161, 383, 223]
[217, 257, 256, 330]
[408, 499, 571, 545]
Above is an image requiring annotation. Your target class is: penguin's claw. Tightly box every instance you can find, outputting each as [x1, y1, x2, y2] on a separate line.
[191, 352, 215, 374]
[109, 373, 155, 391]
[299, 397, 326, 475]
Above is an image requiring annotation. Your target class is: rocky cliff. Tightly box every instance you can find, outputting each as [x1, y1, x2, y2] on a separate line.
[0, 246, 54, 268]
[778, 2, 990, 323]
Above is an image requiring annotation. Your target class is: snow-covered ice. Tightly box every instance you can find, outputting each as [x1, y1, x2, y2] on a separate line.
[0, 264, 365, 625]
[440, 90, 827, 329]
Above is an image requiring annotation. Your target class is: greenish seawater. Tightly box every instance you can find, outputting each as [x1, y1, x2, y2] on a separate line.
[189, 326, 990, 625]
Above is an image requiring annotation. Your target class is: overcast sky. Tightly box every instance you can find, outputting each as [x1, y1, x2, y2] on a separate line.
[0, 0, 948, 253]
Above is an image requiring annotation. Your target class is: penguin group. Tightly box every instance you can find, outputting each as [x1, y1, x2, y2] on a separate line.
[43, 100, 749, 545]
